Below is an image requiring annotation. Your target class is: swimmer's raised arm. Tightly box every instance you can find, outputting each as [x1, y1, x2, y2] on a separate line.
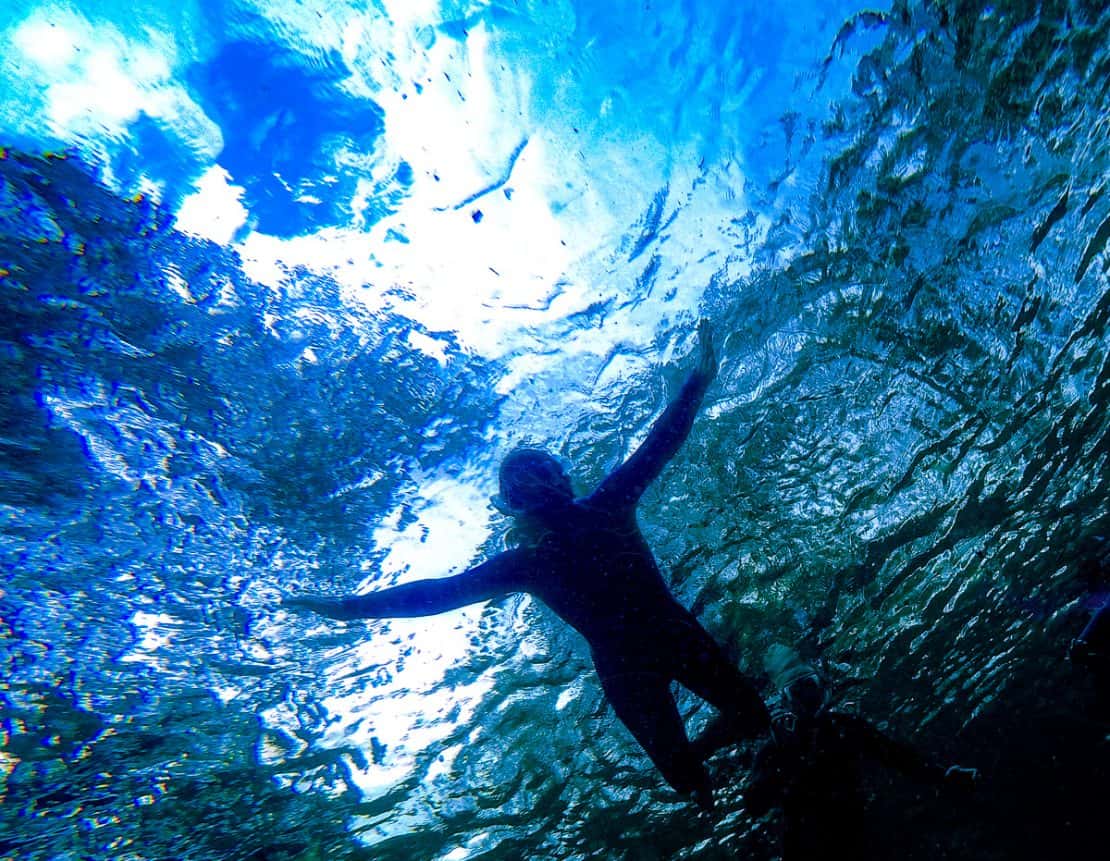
[283, 549, 531, 621]
[590, 320, 718, 509]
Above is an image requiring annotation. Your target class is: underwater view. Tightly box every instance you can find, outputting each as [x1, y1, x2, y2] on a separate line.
[2, 0, 1109, 858]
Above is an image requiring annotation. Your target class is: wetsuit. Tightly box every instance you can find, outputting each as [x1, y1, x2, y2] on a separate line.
[745, 710, 952, 859]
[291, 358, 769, 799]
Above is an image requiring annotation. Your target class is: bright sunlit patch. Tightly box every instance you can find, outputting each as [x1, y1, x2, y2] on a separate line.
[289, 467, 507, 803]
[228, 6, 681, 360]
[50, 47, 144, 129]
[3, 5, 219, 156]
[11, 17, 80, 69]
[406, 329, 449, 364]
[369, 470, 496, 585]
[119, 610, 174, 667]
[319, 635, 498, 798]
[175, 165, 249, 245]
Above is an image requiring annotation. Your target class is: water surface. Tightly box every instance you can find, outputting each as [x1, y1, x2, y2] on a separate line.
[2, 1, 1109, 858]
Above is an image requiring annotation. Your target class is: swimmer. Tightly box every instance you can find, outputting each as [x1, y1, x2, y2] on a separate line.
[744, 645, 979, 859]
[284, 321, 770, 810]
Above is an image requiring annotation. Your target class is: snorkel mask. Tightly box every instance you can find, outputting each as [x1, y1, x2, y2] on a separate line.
[764, 643, 826, 736]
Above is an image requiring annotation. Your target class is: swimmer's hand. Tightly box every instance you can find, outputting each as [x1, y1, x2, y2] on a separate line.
[694, 319, 718, 383]
[282, 594, 354, 620]
[943, 765, 980, 792]
[1069, 637, 1108, 668]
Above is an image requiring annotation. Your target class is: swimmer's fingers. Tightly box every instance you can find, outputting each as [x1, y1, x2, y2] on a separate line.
[943, 765, 980, 792]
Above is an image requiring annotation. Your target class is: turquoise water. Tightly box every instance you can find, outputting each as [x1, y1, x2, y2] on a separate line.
[2, 1, 1109, 858]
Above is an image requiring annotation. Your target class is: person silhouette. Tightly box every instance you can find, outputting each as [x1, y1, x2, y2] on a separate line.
[283, 322, 769, 809]
[744, 645, 978, 859]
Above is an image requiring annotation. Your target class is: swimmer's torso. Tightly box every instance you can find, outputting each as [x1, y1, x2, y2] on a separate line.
[520, 497, 695, 656]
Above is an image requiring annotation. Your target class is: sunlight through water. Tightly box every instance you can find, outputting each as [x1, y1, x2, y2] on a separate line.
[2, 1, 1109, 859]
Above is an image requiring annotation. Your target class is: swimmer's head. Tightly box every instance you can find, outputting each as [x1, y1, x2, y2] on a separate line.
[765, 643, 826, 720]
[497, 448, 573, 516]
[782, 674, 825, 720]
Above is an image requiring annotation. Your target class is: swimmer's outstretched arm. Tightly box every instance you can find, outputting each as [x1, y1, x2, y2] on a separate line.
[590, 320, 718, 508]
[283, 549, 531, 621]
[837, 714, 979, 788]
[1071, 599, 1110, 666]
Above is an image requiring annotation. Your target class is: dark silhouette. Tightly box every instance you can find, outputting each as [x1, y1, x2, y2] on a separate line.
[1071, 599, 1110, 671]
[744, 646, 978, 860]
[1067, 541, 1110, 720]
[284, 322, 769, 808]
[1069, 542, 1110, 672]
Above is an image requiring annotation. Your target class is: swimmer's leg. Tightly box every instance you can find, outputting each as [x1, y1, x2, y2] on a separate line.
[675, 633, 771, 761]
[599, 670, 715, 810]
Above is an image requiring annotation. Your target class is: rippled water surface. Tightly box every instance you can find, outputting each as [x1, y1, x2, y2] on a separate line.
[2, 1, 1109, 858]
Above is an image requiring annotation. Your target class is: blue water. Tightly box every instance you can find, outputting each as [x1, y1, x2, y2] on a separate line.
[2, 1, 1109, 858]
